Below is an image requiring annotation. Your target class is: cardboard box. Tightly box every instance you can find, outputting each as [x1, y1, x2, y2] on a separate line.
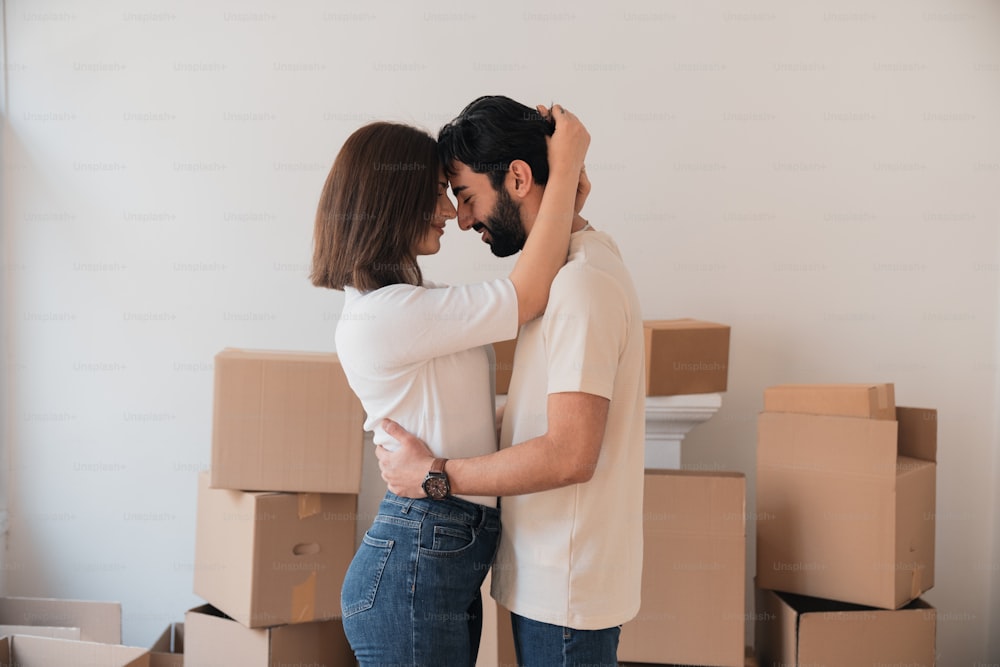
[644, 319, 730, 396]
[0, 635, 146, 667]
[755, 588, 936, 667]
[184, 604, 353, 667]
[211, 348, 365, 494]
[756, 407, 936, 609]
[193, 472, 357, 628]
[622, 646, 757, 667]
[0, 596, 121, 643]
[491, 338, 517, 395]
[618, 470, 746, 667]
[144, 622, 183, 667]
[0, 625, 79, 640]
[763, 383, 896, 420]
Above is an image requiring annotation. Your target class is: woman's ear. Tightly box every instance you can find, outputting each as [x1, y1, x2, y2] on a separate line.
[507, 159, 534, 199]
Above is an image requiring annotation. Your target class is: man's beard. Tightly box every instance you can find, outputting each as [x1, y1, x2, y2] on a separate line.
[482, 186, 527, 258]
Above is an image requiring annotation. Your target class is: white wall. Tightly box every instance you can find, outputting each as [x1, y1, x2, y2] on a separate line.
[991, 231, 1000, 662]
[0, 0, 9, 596]
[3, 0, 999, 661]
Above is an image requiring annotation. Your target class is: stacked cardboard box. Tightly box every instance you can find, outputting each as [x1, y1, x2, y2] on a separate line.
[493, 319, 731, 396]
[644, 319, 730, 396]
[188, 349, 364, 666]
[618, 471, 747, 667]
[755, 589, 935, 666]
[754, 383, 938, 666]
[185, 604, 352, 667]
[209, 349, 365, 494]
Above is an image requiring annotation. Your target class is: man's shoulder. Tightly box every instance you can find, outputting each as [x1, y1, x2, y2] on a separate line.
[554, 232, 632, 289]
[563, 230, 628, 269]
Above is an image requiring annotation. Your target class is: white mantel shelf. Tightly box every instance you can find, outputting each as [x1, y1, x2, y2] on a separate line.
[644, 393, 724, 470]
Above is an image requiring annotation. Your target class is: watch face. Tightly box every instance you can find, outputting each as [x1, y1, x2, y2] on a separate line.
[423, 476, 449, 500]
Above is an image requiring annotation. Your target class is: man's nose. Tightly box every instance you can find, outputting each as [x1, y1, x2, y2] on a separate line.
[456, 206, 475, 231]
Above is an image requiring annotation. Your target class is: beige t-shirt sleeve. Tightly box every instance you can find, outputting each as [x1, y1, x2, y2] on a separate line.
[542, 264, 628, 399]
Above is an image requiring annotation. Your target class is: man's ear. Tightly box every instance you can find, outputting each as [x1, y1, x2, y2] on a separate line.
[507, 159, 535, 199]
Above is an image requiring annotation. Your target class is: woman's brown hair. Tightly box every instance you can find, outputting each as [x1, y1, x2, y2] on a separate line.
[311, 122, 439, 291]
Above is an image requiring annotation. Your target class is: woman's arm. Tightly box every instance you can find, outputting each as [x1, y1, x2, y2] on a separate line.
[507, 104, 590, 325]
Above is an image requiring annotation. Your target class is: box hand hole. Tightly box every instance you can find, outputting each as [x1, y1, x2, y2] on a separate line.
[292, 542, 320, 556]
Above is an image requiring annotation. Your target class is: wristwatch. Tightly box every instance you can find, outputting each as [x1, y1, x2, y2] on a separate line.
[421, 458, 451, 500]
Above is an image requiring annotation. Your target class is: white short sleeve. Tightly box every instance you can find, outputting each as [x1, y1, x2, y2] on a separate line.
[338, 278, 519, 371]
[542, 266, 627, 400]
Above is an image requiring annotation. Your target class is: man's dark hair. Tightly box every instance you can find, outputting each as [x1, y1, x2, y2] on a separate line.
[437, 95, 556, 191]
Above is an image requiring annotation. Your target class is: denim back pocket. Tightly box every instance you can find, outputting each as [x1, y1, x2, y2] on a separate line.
[341, 532, 394, 618]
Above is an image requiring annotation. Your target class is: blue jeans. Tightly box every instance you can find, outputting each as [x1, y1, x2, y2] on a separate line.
[511, 613, 621, 667]
[341, 491, 501, 667]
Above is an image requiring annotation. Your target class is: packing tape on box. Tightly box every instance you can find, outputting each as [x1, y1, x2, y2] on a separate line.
[291, 570, 317, 623]
[910, 566, 921, 601]
[298, 493, 322, 519]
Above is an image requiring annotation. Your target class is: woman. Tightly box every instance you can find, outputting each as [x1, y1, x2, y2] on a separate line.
[311, 105, 588, 666]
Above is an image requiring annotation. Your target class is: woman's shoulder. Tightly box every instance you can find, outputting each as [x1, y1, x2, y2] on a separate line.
[348, 282, 427, 303]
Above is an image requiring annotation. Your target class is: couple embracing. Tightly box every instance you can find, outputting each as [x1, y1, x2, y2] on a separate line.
[312, 95, 645, 667]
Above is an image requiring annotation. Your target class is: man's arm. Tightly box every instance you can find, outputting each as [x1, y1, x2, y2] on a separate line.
[378, 391, 609, 497]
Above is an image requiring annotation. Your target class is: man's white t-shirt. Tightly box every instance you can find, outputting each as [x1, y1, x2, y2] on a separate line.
[491, 229, 646, 629]
[335, 278, 519, 507]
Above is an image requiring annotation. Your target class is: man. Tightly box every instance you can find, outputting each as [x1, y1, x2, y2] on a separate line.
[377, 95, 645, 667]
